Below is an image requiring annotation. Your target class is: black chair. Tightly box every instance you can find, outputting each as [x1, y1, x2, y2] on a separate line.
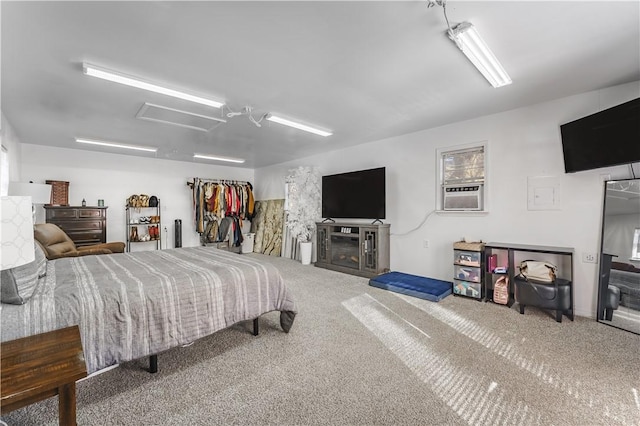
[514, 276, 571, 322]
[604, 285, 620, 321]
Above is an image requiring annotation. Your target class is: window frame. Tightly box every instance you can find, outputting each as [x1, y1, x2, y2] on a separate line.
[436, 141, 489, 213]
[1, 145, 9, 196]
[631, 228, 640, 261]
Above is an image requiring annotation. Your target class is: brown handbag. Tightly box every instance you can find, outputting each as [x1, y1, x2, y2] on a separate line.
[127, 194, 139, 208]
[493, 276, 509, 305]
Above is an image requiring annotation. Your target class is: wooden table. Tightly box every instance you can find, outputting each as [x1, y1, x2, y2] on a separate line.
[1, 325, 87, 425]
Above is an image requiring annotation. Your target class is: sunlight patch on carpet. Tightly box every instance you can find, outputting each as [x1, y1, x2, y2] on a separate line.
[342, 293, 541, 425]
[392, 292, 637, 426]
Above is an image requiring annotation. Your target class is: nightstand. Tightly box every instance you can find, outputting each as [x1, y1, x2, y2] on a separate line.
[1, 325, 87, 425]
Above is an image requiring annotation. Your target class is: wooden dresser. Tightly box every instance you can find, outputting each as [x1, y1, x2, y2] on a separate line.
[45, 206, 108, 247]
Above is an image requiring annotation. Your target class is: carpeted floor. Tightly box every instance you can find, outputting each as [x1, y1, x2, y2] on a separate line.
[2, 253, 640, 425]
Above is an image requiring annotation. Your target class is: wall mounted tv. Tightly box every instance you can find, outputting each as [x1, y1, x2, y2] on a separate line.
[560, 97, 640, 173]
[322, 167, 385, 220]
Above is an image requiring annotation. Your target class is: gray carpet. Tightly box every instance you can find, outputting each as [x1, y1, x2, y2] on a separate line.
[2, 253, 640, 425]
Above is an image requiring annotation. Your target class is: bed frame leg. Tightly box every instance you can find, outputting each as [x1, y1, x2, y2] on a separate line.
[253, 318, 259, 336]
[149, 354, 158, 373]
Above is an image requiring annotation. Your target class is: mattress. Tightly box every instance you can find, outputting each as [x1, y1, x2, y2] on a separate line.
[369, 271, 452, 302]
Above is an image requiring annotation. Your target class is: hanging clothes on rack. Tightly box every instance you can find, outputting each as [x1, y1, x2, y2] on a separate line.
[246, 182, 255, 220]
[188, 178, 256, 241]
[192, 178, 205, 234]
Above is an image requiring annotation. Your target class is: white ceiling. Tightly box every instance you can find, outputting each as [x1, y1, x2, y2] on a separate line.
[606, 179, 640, 216]
[2, 1, 639, 168]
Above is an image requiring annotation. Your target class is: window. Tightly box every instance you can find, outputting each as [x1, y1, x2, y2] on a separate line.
[442, 146, 485, 184]
[437, 142, 487, 212]
[632, 228, 640, 261]
[1, 146, 8, 196]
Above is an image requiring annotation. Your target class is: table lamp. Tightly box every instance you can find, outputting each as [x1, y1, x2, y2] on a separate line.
[9, 182, 52, 224]
[1, 196, 35, 270]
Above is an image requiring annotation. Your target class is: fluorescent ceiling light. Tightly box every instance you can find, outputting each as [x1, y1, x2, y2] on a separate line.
[76, 138, 157, 153]
[266, 115, 332, 137]
[83, 63, 224, 108]
[193, 153, 245, 164]
[447, 22, 512, 88]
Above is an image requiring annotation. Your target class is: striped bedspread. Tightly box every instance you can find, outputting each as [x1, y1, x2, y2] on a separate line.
[0, 247, 296, 373]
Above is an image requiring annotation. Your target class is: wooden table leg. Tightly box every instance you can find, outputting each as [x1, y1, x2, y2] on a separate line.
[58, 382, 76, 426]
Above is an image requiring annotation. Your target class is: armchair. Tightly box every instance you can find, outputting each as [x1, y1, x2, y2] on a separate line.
[34, 223, 125, 260]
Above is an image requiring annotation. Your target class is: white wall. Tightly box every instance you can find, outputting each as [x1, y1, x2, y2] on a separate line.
[1, 112, 24, 185]
[255, 81, 640, 318]
[20, 144, 253, 249]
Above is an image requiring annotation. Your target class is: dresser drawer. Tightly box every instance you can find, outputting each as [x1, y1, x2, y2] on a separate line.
[46, 209, 78, 219]
[66, 230, 104, 246]
[78, 209, 105, 218]
[56, 219, 104, 232]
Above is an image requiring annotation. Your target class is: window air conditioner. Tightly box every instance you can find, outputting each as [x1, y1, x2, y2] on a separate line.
[443, 184, 483, 211]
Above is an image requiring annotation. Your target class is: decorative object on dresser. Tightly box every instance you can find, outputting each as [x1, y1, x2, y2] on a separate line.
[126, 196, 161, 252]
[315, 222, 390, 278]
[45, 180, 69, 206]
[452, 241, 484, 300]
[34, 223, 125, 260]
[44, 205, 108, 247]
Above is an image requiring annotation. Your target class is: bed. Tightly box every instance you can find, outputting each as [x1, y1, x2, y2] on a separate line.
[1, 246, 296, 374]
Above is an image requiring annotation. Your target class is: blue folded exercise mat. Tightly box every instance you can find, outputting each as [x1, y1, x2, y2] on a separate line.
[369, 271, 453, 302]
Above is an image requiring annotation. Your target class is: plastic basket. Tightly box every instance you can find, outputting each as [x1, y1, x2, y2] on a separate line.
[453, 241, 484, 252]
[46, 180, 69, 206]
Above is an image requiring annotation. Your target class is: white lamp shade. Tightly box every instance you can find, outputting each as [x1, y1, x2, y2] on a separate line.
[9, 182, 52, 204]
[1, 196, 35, 270]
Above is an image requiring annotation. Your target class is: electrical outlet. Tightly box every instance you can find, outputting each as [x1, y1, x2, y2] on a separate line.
[582, 252, 597, 263]
[423, 240, 429, 248]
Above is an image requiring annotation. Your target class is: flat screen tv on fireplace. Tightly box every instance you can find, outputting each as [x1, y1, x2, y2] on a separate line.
[322, 167, 385, 220]
[560, 97, 640, 173]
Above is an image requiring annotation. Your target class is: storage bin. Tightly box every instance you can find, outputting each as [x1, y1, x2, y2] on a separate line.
[454, 265, 481, 282]
[453, 280, 482, 298]
[454, 250, 481, 267]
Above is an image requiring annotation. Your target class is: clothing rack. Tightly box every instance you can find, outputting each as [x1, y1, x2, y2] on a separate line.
[189, 178, 256, 238]
[187, 178, 251, 188]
